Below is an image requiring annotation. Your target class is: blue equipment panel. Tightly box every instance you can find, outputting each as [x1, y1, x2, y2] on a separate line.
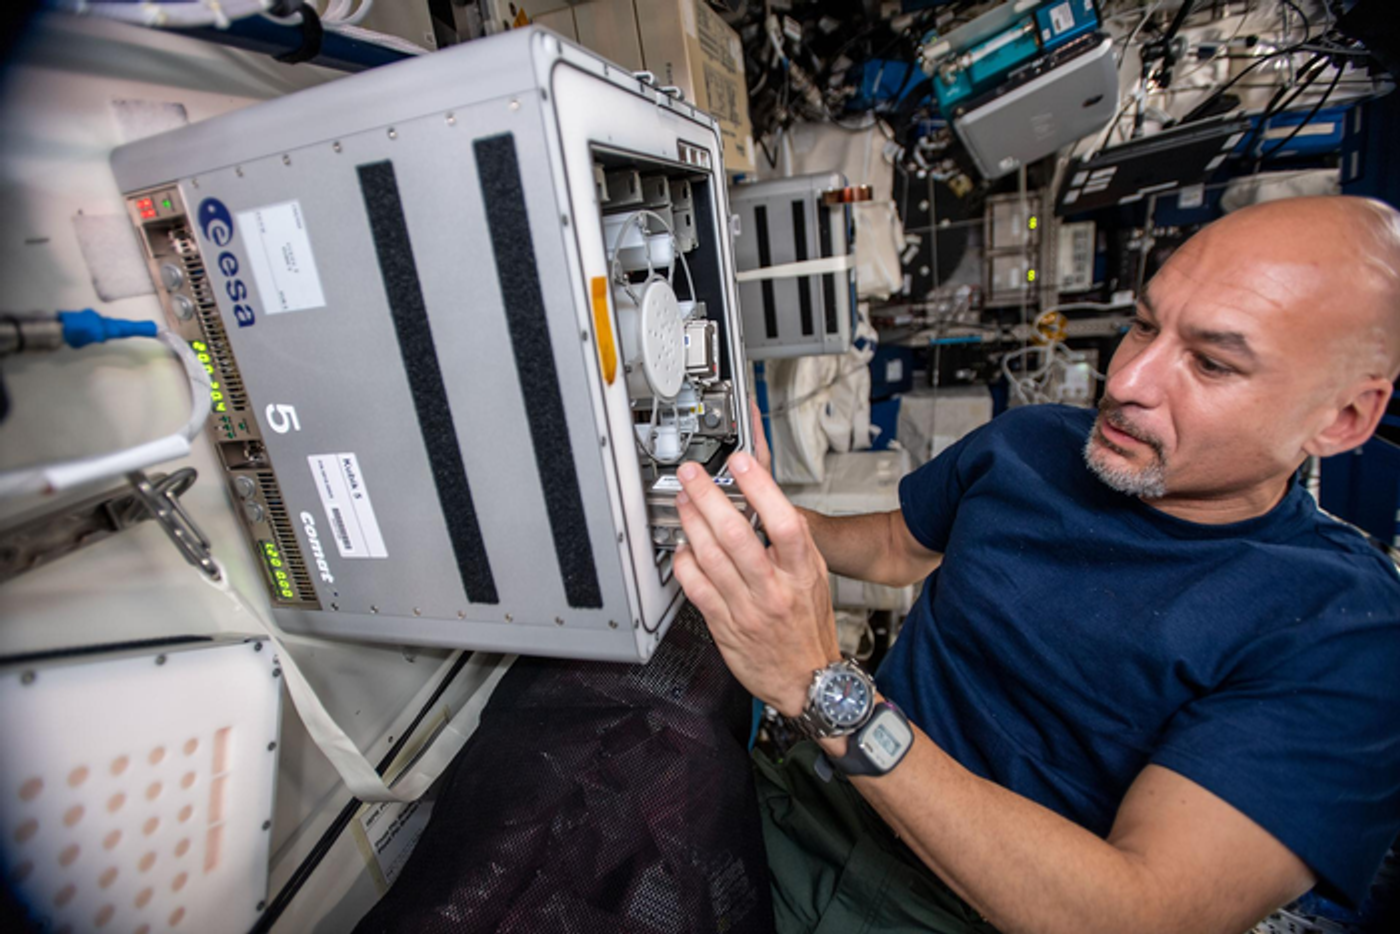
[1235, 104, 1352, 159]
[932, 0, 1101, 113]
[1036, 0, 1100, 51]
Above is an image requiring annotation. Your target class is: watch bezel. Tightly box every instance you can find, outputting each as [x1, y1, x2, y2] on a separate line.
[793, 658, 876, 739]
[816, 669, 873, 728]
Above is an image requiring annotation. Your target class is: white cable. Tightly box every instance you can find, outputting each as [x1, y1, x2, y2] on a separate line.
[337, 0, 372, 26]
[52, 0, 275, 28]
[201, 557, 515, 802]
[260, 1, 430, 56]
[0, 327, 211, 500]
[326, 22, 429, 55]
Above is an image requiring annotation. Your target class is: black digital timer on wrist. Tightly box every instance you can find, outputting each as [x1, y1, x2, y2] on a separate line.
[831, 701, 914, 777]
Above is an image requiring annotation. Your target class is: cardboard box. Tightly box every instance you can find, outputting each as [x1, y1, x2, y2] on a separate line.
[635, 0, 755, 174]
[574, 0, 644, 71]
[562, 0, 754, 174]
[533, 7, 580, 42]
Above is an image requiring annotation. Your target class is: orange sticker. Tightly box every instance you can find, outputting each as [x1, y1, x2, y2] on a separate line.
[591, 277, 618, 385]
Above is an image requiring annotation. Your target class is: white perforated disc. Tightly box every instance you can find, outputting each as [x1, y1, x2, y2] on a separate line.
[638, 278, 685, 402]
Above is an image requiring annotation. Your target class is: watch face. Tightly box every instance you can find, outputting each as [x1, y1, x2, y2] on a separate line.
[818, 671, 871, 727]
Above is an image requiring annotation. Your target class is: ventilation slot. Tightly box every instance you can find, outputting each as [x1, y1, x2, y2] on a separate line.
[171, 230, 249, 411]
[255, 471, 318, 605]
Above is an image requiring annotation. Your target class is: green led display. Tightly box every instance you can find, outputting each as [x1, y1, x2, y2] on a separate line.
[260, 541, 296, 601]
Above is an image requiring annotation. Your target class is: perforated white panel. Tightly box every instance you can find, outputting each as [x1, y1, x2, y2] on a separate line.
[0, 637, 281, 934]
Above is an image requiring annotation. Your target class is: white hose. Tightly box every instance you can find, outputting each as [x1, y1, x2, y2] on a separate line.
[0, 327, 212, 500]
[51, 0, 275, 29]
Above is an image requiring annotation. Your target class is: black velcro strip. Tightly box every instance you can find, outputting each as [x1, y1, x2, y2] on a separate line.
[818, 203, 838, 335]
[792, 200, 813, 336]
[473, 134, 603, 610]
[356, 160, 499, 605]
[754, 205, 777, 339]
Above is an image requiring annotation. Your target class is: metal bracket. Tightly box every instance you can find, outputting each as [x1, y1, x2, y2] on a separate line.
[127, 469, 219, 580]
[0, 468, 215, 584]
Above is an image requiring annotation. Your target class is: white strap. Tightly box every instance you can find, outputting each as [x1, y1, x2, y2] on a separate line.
[205, 559, 514, 802]
[735, 254, 854, 283]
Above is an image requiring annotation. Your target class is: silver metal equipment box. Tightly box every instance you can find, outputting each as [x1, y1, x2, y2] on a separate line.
[728, 172, 856, 359]
[111, 27, 754, 663]
[952, 35, 1117, 180]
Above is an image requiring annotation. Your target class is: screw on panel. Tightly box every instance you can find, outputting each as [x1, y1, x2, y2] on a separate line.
[235, 167, 244, 178]
[262, 820, 271, 831]
[617, 532, 625, 543]
[600, 436, 608, 447]
[272, 668, 282, 679]
[370, 605, 380, 614]
[257, 901, 267, 912]
[457, 610, 466, 619]
[413, 607, 422, 617]
[282, 154, 291, 166]
[504, 613, 514, 623]
[446, 112, 456, 126]
[608, 620, 618, 629]
[267, 742, 277, 752]
[253, 641, 263, 651]
[192, 177, 200, 189]
[388, 127, 398, 140]
[333, 141, 343, 153]
[633, 619, 640, 629]
[562, 214, 570, 226]
[331, 602, 339, 611]
[509, 100, 520, 111]
[554, 617, 564, 626]
[155, 655, 167, 666]
[20, 670, 35, 686]
[580, 329, 589, 342]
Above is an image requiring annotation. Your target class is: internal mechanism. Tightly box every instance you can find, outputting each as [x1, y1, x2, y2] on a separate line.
[594, 155, 748, 552]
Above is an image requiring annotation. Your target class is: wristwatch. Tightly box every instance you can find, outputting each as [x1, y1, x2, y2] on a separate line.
[790, 658, 877, 739]
[831, 701, 914, 777]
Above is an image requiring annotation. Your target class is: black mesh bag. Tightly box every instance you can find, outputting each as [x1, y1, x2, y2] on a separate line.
[353, 602, 775, 934]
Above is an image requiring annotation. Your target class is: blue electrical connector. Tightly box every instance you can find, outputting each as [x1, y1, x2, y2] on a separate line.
[58, 309, 158, 349]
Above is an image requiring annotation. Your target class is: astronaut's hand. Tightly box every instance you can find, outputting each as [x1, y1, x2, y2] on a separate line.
[748, 396, 772, 475]
[674, 453, 841, 717]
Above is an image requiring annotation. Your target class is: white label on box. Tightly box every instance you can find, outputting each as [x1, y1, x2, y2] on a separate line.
[1177, 184, 1206, 209]
[307, 453, 388, 558]
[354, 797, 433, 892]
[885, 359, 904, 383]
[237, 199, 326, 315]
[1049, 2, 1074, 33]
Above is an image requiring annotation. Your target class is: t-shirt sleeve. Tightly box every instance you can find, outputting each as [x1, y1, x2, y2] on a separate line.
[1149, 596, 1400, 907]
[897, 422, 988, 553]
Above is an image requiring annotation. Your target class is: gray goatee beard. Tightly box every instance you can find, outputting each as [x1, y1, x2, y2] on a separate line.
[1084, 405, 1169, 500]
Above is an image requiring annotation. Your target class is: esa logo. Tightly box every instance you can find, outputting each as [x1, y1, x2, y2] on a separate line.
[197, 197, 258, 328]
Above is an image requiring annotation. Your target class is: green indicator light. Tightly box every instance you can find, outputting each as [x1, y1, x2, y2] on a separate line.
[162, 198, 174, 211]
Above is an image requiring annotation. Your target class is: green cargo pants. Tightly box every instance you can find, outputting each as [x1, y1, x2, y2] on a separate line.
[754, 741, 1002, 934]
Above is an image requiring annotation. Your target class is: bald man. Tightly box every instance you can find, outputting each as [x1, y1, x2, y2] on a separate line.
[672, 196, 1400, 934]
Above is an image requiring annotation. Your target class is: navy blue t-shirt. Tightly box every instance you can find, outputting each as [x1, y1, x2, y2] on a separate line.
[878, 404, 1400, 906]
